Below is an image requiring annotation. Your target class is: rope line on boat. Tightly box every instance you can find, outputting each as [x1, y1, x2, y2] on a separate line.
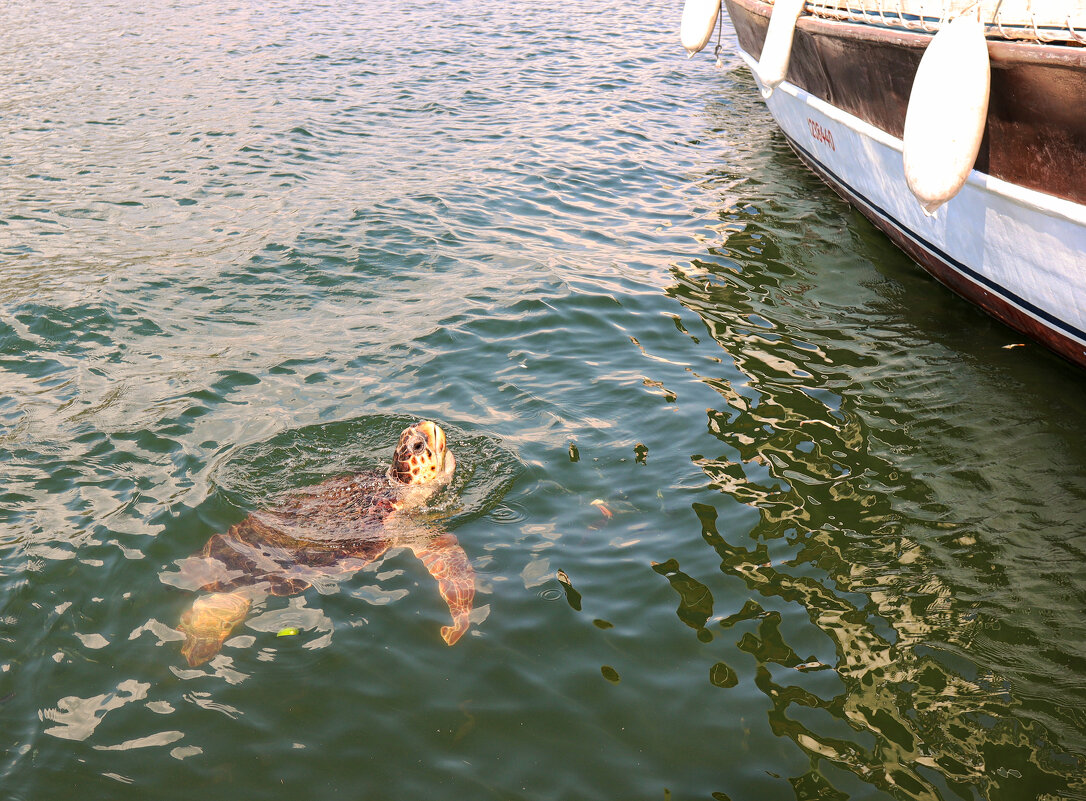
[1068, 17, 1086, 44]
[714, 1, 725, 67]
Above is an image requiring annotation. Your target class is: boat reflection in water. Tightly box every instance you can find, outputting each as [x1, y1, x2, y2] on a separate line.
[662, 186, 1086, 796]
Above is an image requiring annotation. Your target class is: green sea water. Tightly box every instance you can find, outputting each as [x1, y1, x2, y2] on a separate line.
[2, 1, 1085, 799]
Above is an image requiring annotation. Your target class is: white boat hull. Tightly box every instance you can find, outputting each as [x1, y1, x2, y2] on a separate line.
[738, 51, 1086, 367]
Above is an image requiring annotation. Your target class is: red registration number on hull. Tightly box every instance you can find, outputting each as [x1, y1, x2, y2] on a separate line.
[808, 118, 836, 151]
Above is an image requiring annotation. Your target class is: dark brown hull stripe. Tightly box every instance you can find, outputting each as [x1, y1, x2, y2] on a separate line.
[780, 133, 1086, 354]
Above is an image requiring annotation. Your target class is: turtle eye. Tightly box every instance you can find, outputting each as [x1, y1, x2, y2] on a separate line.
[412, 440, 425, 453]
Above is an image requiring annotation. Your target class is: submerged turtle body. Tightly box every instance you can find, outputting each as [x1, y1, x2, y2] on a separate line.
[176, 421, 474, 666]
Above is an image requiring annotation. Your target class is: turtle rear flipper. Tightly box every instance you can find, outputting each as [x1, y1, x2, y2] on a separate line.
[178, 592, 252, 666]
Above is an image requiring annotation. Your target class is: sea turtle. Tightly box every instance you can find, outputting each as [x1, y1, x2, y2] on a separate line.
[175, 420, 474, 666]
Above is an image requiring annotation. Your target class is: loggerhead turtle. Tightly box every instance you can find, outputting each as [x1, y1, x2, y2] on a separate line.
[175, 420, 474, 666]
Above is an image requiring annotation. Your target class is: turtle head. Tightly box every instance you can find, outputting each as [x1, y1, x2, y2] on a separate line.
[390, 420, 455, 486]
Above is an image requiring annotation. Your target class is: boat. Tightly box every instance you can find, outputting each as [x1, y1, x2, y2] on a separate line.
[685, 0, 1086, 369]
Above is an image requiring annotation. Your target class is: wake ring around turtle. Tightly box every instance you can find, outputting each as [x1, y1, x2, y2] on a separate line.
[172, 420, 487, 667]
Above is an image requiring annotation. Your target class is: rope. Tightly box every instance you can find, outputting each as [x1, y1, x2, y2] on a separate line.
[714, 0, 725, 67]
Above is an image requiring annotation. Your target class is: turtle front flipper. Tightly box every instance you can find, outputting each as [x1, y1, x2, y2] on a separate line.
[178, 591, 252, 666]
[411, 534, 475, 645]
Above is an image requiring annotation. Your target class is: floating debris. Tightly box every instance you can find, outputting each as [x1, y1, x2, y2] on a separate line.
[590, 499, 613, 519]
[556, 570, 582, 612]
[793, 660, 832, 672]
[276, 627, 299, 638]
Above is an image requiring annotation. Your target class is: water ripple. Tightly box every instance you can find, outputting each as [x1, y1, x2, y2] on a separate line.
[2, 0, 1085, 799]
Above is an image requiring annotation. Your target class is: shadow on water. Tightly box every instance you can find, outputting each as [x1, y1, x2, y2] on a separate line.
[670, 86, 1086, 800]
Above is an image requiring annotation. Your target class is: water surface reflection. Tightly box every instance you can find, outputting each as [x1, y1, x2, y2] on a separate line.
[669, 173, 1086, 799]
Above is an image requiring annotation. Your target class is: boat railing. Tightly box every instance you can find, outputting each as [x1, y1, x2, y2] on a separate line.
[798, 0, 1086, 43]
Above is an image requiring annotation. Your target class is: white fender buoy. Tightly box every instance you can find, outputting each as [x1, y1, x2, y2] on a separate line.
[903, 14, 990, 215]
[681, 0, 720, 57]
[756, 0, 806, 99]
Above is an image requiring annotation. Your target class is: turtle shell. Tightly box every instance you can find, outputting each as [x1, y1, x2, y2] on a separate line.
[181, 471, 410, 596]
